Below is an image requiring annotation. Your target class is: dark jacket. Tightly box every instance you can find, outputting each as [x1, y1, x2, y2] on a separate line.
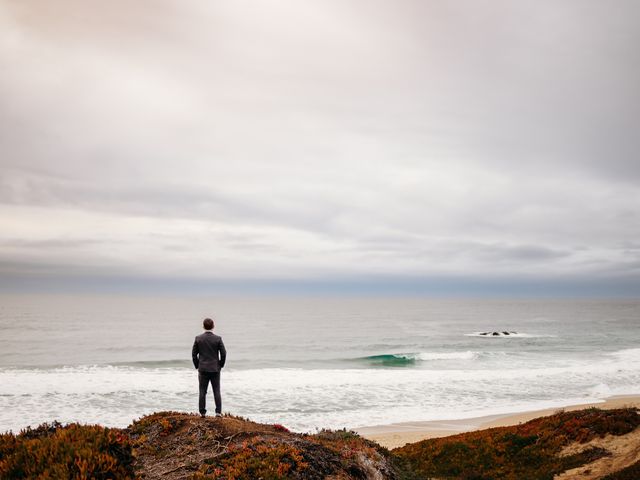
[192, 331, 226, 372]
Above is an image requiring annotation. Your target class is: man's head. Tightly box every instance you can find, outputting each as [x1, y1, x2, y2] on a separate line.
[203, 318, 214, 330]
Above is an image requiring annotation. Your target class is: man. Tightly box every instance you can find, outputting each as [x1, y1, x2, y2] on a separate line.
[192, 318, 227, 417]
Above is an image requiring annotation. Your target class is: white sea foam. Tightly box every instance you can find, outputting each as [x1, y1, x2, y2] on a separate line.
[1, 347, 639, 433]
[608, 348, 640, 360]
[415, 351, 477, 361]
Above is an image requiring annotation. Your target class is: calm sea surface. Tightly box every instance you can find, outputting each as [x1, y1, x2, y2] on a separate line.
[0, 294, 639, 432]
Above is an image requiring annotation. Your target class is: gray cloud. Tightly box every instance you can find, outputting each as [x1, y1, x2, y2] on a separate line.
[1, 0, 639, 294]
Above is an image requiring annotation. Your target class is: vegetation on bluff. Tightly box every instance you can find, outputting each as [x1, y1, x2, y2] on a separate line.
[0, 421, 135, 479]
[393, 407, 640, 480]
[1, 407, 639, 479]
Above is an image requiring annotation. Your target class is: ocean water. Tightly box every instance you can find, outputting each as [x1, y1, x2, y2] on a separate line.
[0, 294, 639, 433]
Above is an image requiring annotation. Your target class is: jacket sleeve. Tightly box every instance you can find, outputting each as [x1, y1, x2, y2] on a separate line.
[219, 337, 227, 369]
[192, 338, 199, 369]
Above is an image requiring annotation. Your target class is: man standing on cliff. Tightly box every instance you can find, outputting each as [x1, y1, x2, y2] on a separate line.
[192, 318, 227, 417]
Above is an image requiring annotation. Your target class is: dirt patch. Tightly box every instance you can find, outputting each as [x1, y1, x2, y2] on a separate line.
[126, 412, 398, 479]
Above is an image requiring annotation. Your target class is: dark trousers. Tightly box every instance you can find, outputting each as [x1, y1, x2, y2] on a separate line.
[198, 371, 221, 414]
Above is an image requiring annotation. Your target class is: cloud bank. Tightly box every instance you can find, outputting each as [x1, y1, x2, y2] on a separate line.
[1, 0, 639, 295]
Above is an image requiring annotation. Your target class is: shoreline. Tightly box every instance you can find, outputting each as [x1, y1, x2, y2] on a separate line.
[356, 395, 640, 449]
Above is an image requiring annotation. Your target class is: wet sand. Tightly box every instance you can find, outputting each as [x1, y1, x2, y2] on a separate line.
[356, 395, 640, 449]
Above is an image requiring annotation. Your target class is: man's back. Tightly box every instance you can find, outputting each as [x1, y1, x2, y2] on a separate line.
[192, 332, 226, 372]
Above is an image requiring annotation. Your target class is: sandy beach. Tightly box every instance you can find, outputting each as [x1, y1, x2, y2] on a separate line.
[356, 395, 640, 449]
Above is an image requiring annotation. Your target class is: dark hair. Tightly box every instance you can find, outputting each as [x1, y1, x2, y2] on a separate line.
[203, 318, 214, 330]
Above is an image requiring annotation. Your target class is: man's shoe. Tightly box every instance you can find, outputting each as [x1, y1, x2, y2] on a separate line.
[200, 413, 206, 418]
[215, 413, 222, 417]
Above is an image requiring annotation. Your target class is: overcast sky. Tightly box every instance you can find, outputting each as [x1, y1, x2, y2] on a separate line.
[1, 0, 639, 295]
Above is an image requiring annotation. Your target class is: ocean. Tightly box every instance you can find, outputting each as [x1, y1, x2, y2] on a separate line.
[1, 294, 639, 433]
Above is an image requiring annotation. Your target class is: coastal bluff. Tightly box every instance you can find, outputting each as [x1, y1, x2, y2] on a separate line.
[1, 408, 639, 479]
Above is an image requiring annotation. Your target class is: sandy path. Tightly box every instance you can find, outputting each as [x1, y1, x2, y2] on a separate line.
[555, 427, 640, 479]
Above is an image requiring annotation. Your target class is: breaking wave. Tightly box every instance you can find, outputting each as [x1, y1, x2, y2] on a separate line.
[356, 351, 477, 366]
